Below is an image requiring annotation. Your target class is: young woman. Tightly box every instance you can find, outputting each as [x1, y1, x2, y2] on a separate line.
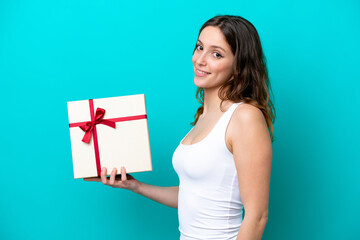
[85, 15, 275, 240]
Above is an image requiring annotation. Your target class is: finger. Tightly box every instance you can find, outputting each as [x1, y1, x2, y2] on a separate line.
[110, 168, 117, 185]
[83, 177, 101, 182]
[101, 167, 108, 184]
[121, 166, 127, 181]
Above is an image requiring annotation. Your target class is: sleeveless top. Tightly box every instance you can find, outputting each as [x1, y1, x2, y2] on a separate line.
[172, 102, 244, 240]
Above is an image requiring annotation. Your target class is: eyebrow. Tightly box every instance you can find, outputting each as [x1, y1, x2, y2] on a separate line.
[197, 40, 227, 53]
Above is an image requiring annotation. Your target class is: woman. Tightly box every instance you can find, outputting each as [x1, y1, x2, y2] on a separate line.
[85, 15, 275, 240]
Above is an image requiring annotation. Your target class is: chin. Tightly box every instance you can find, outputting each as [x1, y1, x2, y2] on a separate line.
[193, 77, 220, 90]
[193, 78, 207, 88]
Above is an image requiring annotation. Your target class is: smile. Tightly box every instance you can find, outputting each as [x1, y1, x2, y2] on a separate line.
[195, 68, 210, 77]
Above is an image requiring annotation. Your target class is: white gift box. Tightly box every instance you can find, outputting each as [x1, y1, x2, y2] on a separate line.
[67, 94, 152, 179]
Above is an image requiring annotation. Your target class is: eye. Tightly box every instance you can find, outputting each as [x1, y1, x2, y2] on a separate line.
[213, 52, 223, 59]
[195, 44, 203, 51]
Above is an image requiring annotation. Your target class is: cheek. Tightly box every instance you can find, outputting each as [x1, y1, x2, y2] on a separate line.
[215, 62, 233, 76]
[192, 53, 197, 65]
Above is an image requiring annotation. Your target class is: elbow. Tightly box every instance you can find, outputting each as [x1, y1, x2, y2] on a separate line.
[256, 209, 268, 230]
[259, 210, 268, 226]
[257, 208, 268, 222]
[245, 209, 268, 227]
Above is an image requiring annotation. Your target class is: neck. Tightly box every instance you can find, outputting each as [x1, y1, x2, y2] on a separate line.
[202, 87, 233, 114]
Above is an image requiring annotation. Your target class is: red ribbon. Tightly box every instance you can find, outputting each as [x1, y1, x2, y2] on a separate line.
[69, 99, 147, 176]
[79, 108, 116, 144]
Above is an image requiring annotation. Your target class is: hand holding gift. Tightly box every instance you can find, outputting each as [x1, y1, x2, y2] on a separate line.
[69, 94, 178, 209]
[84, 166, 140, 192]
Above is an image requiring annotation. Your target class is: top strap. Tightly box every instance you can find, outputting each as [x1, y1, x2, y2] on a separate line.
[210, 102, 243, 139]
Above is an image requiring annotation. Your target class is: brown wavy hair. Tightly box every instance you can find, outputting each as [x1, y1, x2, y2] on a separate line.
[191, 15, 276, 142]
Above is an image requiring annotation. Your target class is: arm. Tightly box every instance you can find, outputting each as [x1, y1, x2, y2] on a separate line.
[84, 166, 179, 209]
[227, 104, 272, 240]
[133, 181, 179, 209]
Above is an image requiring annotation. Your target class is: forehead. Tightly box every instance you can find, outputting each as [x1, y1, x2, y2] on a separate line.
[198, 26, 230, 49]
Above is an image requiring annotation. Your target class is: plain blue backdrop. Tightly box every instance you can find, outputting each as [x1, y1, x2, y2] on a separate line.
[1, 0, 359, 239]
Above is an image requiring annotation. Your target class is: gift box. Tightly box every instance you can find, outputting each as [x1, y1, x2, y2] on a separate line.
[67, 94, 152, 179]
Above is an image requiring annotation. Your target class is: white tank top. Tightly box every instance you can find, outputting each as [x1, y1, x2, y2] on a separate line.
[172, 102, 244, 240]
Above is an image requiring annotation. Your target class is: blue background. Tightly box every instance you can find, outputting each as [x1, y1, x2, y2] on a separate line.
[1, 0, 359, 239]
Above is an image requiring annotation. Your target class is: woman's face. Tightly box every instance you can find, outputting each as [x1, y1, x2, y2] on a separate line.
[192, 26, 234, 90]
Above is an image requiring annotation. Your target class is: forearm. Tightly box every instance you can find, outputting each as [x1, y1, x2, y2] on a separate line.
[236, 214, 268, 240]
[132, 181, 179, 209]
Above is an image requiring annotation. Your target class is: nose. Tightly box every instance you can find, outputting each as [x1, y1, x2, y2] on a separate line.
[195, 51, 207, 66]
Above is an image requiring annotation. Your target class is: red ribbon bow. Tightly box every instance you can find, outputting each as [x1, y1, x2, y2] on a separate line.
[79, 108, 116, 143]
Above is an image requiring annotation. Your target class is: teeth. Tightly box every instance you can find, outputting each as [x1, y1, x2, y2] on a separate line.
[197, 69, 208, 74]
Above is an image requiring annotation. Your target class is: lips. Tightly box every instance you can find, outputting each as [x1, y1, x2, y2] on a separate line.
[195, 68, 210, 77]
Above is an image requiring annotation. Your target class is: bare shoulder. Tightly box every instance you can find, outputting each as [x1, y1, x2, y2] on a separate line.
[232, 103, 265, 123]
[226, 103, 270, 151]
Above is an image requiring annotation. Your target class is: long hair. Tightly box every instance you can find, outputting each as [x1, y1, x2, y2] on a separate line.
[191, 15, 276, 142]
